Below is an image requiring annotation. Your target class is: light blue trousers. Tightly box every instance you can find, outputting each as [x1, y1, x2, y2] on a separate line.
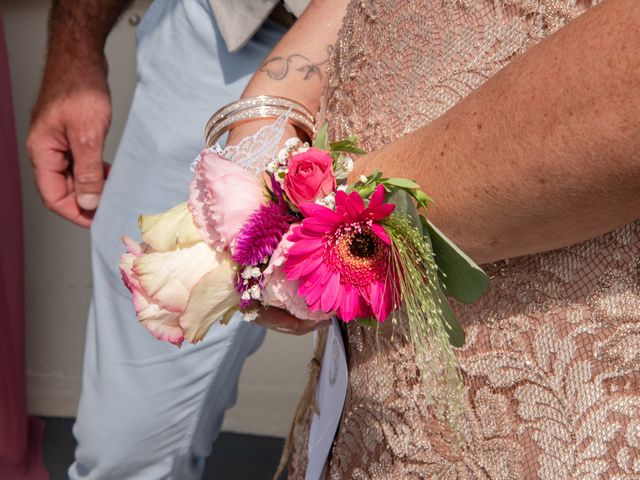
[69, 2, 284, 478]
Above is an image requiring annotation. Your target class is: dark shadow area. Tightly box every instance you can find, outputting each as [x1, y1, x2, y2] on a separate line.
[42, 417, 286, 479]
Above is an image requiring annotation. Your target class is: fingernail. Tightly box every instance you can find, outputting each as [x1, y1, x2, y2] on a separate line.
[274, 327, 296, 334]
[77, 193, 101, 210]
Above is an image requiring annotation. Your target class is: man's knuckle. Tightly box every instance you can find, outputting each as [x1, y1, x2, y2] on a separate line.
[77, 132, 102, 149]
[42, 198, 55, 211]
[75, 171, 104, 184]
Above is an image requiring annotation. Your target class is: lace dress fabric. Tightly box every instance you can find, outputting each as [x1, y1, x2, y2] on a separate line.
[287, 0, 640, 478]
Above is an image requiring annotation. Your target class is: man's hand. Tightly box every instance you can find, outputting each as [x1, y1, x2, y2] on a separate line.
[27, 58, 111, 227]
[26, 0, 131, 227]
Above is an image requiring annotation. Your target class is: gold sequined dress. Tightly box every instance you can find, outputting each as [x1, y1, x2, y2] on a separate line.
[288, 0, 640, 478]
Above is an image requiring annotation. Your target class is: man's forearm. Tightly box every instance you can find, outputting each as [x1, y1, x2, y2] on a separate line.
[47, 0, 132, 61]
[33, 0, 130, 118]
[354, 0, 640, 264]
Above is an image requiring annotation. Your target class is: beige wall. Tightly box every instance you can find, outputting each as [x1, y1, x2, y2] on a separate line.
[4, 0, 313, 438]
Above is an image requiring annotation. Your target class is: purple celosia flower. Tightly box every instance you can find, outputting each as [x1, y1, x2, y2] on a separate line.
[232, 200, 296, 266]
[270, 175, 286, 202]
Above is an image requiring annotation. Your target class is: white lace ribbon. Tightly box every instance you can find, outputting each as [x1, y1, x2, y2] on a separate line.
[207, 111, 290, 173]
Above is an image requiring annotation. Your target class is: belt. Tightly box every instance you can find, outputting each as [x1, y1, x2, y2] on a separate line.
[269, 2, 296, 29]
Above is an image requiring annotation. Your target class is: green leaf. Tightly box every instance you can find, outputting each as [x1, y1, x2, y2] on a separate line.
[329, 137, 357, 149]
[330, 145, 367, 155]
[435, 280, 465, 347]
[413, 190, 433, 210]
[314, 123, 329, 151]
[422, 218, 489, 304]
[380, 178, 432, 211]
[357, 183, 378, 199]
[385, 189, 421, 228]
[417, 223, 465, 346]
[356, 317, 377, 328]
[369, 171, 383, 182]
[353, 171, 384, 198]
[383, 178, 421, 189]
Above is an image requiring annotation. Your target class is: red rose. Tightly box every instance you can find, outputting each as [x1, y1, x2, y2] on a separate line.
[284, 148, 336, 207]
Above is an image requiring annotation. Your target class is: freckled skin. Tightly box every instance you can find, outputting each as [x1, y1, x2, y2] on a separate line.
[351, 0, 640, 264]
[242, 0, 640, 330]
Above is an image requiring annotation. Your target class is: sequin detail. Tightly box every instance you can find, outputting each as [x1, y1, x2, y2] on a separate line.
[288, 0, 640, 478]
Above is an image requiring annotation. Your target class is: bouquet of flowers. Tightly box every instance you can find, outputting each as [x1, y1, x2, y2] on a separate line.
[120, 117, 488, 406]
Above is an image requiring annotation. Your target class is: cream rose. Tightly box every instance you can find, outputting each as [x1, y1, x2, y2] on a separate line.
[119, 202, 238, 345]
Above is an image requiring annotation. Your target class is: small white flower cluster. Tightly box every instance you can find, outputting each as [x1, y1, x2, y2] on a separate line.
[239, 266, 263, 322]
[315, 184, 348, 210]
[242, 310, 260, 322]
[240, 284, 262, 302]
[240, 266, 262, 302]
[241, 266, 261, 280]
[333, 154, 354, 180]
[315, 192, 336, 209]
[265, 137, 310, 187]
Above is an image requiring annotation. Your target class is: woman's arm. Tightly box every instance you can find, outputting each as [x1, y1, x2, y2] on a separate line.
[226, 0, 349, 145]
[225, 0, 348, 334]
[352, 0, 640, 264]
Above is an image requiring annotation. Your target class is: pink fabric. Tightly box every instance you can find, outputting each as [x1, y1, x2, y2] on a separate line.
[0, 13, 48, 480]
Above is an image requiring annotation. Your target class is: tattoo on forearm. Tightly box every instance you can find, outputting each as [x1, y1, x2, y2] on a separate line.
[260, 46, 332, 81]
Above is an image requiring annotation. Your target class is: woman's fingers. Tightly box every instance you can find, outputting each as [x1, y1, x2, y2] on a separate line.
[256, 307, 330, 335]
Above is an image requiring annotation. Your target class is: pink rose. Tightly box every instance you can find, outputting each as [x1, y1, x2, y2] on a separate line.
[189, 149, 264, 251]
[262, 225, 333, 321]
[284, 148, 336, 207]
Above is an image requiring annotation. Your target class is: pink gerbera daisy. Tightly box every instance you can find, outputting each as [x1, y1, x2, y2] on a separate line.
[283, 184, 397, 322]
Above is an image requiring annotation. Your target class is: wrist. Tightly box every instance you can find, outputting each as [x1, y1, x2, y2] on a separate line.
[207, 96, 315, 148]
[33, 51, 109, 119]
[46, 36, 108, 72]
[227, 120, 299, 148]
[40, 48, 108, 95]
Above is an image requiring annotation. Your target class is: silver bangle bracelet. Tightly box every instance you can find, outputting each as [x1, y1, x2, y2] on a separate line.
[205, 105, 315, 147]
[207, 95, 315, 126]
[204, 95, 316, 147]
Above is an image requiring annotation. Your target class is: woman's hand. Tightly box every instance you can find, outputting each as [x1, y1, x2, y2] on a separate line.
[255, 307, 330, 335]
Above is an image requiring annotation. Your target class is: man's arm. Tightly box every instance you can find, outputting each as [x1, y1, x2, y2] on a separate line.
[27, 0, 131, 227]
[352, 0, 640, 264]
